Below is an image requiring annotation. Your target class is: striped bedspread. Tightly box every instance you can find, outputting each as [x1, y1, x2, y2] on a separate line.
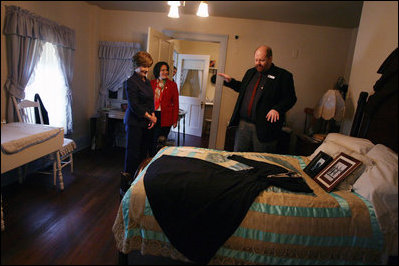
[112, 146, 384, 265]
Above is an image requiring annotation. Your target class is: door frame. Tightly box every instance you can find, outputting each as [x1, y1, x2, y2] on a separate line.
[146, 27, 174, 81]
[175, 53, 210, 137]
[163, 30, 228, 149]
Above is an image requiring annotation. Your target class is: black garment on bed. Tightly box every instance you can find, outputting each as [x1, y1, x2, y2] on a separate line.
[143, 155, 312, 264]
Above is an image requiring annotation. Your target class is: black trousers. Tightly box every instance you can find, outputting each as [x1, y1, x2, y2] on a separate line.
[150, 111, 171, 156]
[124, 124, 151, 176]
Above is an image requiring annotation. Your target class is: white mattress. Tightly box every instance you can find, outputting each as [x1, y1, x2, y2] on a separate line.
[1, 122, 64, 174]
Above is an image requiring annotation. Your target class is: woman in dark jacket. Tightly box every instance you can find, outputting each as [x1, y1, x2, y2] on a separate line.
[150, 61, 179, 155]
[123, 51, 156, 177]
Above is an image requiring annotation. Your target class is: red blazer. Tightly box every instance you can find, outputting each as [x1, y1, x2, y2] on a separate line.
[151, 78, 179, 127]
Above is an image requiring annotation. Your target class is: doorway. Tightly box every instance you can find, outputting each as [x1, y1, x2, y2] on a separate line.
[163, 30, 228, 149]
[146, 28, 228, 149]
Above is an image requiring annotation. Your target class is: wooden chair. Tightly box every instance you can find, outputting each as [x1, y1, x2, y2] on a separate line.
[12, 96, 43, 124]
[11, 96, 76, 190]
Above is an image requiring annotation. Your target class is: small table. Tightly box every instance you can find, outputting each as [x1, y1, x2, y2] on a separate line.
[295, 134, 323, 156]
[177, 109, 186, 146]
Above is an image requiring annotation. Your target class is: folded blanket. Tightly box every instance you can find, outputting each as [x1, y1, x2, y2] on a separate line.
[1, 123, 62, 154]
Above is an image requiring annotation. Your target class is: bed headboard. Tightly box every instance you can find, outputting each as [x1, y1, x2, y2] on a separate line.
[350, 48, 398, 153]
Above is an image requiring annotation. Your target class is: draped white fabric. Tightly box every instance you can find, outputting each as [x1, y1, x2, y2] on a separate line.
[97, 41, 141, 110]
[3, 5, 75, 133]
[180, 69, 189, 91]
[4, 36, 44, 123]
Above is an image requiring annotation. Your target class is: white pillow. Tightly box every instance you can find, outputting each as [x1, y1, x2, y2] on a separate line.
[308, 137, 375, 191]
[323, 133, 375, 155]
[352, 144, 398, 250]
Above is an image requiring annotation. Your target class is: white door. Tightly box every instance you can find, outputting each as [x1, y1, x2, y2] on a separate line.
[146, 27, 174, 80]
[173, 54, 210, 137]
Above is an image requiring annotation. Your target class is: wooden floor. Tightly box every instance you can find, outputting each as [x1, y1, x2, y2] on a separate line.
[1, 133, 207, 265]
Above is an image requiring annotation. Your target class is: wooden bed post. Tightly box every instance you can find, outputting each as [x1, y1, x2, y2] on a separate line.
[350, 91, 368, 137]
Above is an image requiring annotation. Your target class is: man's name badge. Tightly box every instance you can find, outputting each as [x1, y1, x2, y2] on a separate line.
[267, 74, 275, 79]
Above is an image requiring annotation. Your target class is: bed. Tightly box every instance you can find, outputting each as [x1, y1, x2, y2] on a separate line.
[113, 50, 397, 264]
[1, 122, 64, 174]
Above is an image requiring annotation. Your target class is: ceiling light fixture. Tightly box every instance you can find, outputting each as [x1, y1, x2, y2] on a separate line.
[168, 1, 183, 18]
[168, 5, 180, 18]
[196, 1, 209, 17]
[167, 1, 209, 18]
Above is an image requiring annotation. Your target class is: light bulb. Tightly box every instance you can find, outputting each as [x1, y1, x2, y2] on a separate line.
[196, 1, 209, 17]
[168, 5, 180, 18]
[168, 1, 181, 7]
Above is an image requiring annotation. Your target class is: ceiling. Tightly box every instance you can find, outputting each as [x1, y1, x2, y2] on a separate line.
[87, 1, 363, 28]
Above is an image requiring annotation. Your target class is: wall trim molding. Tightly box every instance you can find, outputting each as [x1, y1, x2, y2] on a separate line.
[163, 29, 228, 149]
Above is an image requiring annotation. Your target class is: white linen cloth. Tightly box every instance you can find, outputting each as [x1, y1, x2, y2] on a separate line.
[1, 122, 62, 154]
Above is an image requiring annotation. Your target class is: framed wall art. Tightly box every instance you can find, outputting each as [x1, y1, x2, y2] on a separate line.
[314, 152, 362, 192]
[304, 151, 333, 178]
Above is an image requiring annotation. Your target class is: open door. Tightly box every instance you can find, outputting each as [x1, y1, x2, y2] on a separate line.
[173, 54, 210, 137]
[146, 27, 174, 80]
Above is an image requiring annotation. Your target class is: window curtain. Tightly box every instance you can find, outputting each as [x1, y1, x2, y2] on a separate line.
[56, 45, 74, 133]
[180, 69, 189, 90]
[3, 5, 75, 133]
[97, 41, 141, 110]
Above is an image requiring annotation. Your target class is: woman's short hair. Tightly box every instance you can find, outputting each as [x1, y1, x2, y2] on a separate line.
[132, 51, 153, 69]
[153, 61, 169, 79]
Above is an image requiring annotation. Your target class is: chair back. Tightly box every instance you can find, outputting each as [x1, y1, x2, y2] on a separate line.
[11, 96, 43, 124]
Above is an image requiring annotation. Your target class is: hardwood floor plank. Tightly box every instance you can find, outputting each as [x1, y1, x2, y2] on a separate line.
[1, 134, 206, 265]
[1, 146, 123, 265]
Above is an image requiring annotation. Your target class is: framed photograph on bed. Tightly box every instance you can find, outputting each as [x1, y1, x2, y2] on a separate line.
[304, 151, 333, 178]
[314, 152, 362, 192]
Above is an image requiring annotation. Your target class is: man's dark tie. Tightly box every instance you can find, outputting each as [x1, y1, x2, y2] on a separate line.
[247, 74, 261, 117]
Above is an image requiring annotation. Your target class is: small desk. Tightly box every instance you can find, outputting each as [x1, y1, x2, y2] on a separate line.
[177, 109, 187, 146]
[108, 109, 125, 120]
[96, 109, 125, 149]
[100, 108, 187, 147]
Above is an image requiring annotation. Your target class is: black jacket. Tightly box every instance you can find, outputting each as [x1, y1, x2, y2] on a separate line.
[34, 93, 49, 125]
[123, 72, 154, 127]
[225, 64, 297, 142]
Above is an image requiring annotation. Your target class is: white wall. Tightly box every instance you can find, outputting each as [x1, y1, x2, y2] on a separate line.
[2, 2, 365, 150]
[341, 1, 398, 134]
[98, 9, 357, 149]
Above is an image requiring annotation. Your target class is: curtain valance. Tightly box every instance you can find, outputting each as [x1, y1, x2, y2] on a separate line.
[98, 41, 141, 60]
[96, 41, 141, 110]
[4, 5, 75, 50]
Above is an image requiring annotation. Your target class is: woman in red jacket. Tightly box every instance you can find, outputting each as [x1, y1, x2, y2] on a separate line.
[150, 61, 179, 155]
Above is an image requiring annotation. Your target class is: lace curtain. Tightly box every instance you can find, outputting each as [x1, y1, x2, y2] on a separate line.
[97, 41, 141, 110]
[3, 5, 75, 133]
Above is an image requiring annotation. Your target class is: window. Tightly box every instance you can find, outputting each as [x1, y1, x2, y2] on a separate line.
[25, 42, 69, 133]
[108, 80, 128, 108]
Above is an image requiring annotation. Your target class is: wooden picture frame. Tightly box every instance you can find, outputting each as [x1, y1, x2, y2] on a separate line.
[304, 151, 333, 178]
[314, 152, 362, 192]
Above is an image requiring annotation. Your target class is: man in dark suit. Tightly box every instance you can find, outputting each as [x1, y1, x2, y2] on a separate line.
[218, 45, 297, 153]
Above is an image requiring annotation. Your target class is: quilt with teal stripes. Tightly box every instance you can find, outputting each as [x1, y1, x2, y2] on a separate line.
[112, 146, 384, 265]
